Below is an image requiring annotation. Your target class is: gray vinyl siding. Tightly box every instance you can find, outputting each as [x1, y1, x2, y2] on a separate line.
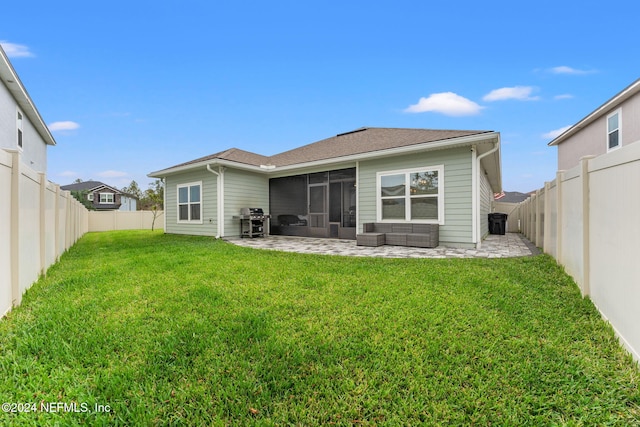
[165, 168, 218, 236]
[479, 167, 493, 238]
[223, 168, 269, 237]
[358, 147, 474, 246]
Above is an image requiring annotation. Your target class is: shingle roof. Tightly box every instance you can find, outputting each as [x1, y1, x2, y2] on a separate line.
[160, 127, 492, 171]
[61, 181, 121, 193]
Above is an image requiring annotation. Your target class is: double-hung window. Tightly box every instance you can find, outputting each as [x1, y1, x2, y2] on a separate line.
[607, 109, 621, 151]
[177, 182, 202, 223]
[378, 165, 444, 224]
[99, 193, 114, 204]
[17, 109, 23, 149]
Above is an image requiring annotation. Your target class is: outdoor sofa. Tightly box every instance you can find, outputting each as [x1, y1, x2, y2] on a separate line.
[356, 222, 439, 248]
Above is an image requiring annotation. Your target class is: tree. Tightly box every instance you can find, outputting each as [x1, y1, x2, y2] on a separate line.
[70, 190, 95, 210]
[140, 180, 164, 231]
[121, 180, 143, 201]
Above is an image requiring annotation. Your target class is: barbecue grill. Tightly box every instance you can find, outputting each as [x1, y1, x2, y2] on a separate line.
[238, 208, 269, 238]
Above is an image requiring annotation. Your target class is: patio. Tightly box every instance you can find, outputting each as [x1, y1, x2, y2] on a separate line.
[226, 232, 539, 259]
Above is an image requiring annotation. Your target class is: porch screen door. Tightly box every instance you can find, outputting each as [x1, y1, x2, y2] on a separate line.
[308, 184, 328, 237]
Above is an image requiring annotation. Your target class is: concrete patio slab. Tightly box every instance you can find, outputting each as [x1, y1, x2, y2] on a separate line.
[226, 233, 539, 259]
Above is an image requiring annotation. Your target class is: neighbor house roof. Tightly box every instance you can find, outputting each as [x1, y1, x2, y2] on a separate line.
[548, 77, 640, 147]
[494, 191, 530, 203]
[151, 127, 495, 174]
[61, 181, 122, 194]
[0, 45, 56, 146]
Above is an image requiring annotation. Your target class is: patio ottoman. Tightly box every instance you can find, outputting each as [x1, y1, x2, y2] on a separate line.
[357, 233, 385, 247]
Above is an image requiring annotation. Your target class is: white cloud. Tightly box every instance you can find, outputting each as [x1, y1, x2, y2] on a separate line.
[549, 66, 595, 75]
[542, 125, 571, 139]
[404, 92, 483, 116]
[0, 41, 34, 58]
[97, 170, 129, 178]
[554, 94, 574, 100]
[48, 121, 80, 132]
[59, 170, 79, 177]
[483, 86, 539, 102]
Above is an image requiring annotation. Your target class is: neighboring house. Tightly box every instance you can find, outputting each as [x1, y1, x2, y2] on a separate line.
[494, 191, 530, 204]
[0, 45, 56, 171]
[149, 127, 502, 248]
[549, 78, 640, 170]
[61, 181, 137, 211]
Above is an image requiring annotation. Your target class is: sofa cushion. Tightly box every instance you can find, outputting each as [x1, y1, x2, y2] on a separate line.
[385, 233, 407, 246]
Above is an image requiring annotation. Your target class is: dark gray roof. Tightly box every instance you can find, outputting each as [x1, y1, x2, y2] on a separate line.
[61, 181, 121, 193]
[495, 191, 530, 203]
[163, 127, 492, 171]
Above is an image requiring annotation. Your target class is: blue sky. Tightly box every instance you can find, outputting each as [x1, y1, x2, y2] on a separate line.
[2, 1, 639, 193]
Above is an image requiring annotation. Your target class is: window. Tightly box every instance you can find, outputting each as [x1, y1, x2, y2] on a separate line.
[87, 193, 94, 201]
[377, 166, 444, 223]
[17, 110, 23, 149]
[177, 182, 202, 223]
[99, 193, 114, 204]
[607, 109, 621, 151]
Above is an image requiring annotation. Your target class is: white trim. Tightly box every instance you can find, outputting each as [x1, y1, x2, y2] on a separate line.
[176, 181, 203, 224]
[471, 146, 478, 244]
[475, 140, 500, 249]
[218, 167, 225, 237]
[375, 165, 444, 224]
[606, 108, 622, 152]
[148, 132, 500, 178]
[98, 192, 114, 204]
[549, 78, 640, 147]
[355, 161, 360, 233]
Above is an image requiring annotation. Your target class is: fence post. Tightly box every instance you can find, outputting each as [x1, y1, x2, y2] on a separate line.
[533, 190, 542, 247]
[581, 156, 595, 296]
[39, 173, 46, 275]
[9, 151, 21, 306]
[555, 171, 565, 265]
[543, 181, 551, 254]
[54, 185, 61, 261]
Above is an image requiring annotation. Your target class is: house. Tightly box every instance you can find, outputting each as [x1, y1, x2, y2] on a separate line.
[60, 181, 137, 211]
[0, 45, 56, 171]
[549, 78, 640, 169]
[494, 191, 530, 204]
[148, 127, 502, 248]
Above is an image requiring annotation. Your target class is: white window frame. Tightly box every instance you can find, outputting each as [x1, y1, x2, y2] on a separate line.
[177, 181, 203, 224]
[87, 193, 94, 201]
[16, 108, 24, 150]
[99, 193, 115, 204]
[607, 108, 622, 152]
[376, 165, 445, 225]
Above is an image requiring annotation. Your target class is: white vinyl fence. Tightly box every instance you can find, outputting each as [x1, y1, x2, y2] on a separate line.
[1, 149, 88, 317]
[510, 141, 640, 362]
[88, 210, 164, 232]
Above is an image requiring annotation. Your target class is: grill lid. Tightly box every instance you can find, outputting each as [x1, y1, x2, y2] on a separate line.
[240, 207, 264, 216]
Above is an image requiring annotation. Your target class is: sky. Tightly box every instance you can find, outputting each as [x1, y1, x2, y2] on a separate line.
[2, 0, 639, 193]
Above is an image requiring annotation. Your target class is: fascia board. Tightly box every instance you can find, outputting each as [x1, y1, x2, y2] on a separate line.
[149, 132, 500, 178]
[148, 159, 265, 178]
[548, 78, 640, 147]
[0, 47, 57, 146]
[272, 132, 500, 174]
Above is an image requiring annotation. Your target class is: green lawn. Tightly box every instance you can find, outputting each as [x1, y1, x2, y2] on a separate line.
[0, 231, 638, 426]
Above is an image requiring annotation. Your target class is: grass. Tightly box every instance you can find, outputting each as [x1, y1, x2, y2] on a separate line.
[0, 230, 638, 426]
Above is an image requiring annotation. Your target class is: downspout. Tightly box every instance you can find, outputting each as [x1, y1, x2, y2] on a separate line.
[161, 178, 166, 232]
[206, 164, 225, 238]
[474, 140, 500, 249]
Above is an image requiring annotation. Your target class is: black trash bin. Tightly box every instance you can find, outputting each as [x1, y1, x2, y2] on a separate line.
[488, 213, 508, 235]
